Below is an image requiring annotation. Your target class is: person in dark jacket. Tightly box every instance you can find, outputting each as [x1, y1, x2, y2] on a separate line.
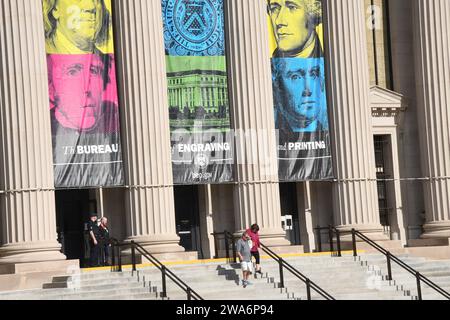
[87, 213, 101, 267]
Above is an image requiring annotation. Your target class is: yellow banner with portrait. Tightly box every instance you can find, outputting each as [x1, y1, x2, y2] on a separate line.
[43, 0, 114, 54]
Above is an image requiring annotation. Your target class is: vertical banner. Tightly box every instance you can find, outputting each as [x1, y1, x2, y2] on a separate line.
[162, 0, 233, 184]
[268, 0, 333, 181]
[43, 0, 123, 188]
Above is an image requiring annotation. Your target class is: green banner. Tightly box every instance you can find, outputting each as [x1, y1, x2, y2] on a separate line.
[162, 0, 233, 184]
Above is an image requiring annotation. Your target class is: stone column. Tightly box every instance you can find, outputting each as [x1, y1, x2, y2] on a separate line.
[297, 182, 316, 252]
[198, 185, 215, 259]
[413, 0, 450, 239]
[225, 0, 289, 246]
[113, 0, 183, 254]
[324, 0, 386, 240]
[0, 0, 66, 264]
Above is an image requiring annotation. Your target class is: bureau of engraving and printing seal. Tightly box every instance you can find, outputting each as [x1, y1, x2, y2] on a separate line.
[163, 0, 224, 56]
[194, 153, 210, 169]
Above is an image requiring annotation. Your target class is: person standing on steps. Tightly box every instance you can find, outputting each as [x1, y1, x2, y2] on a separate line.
[98, 217, 111, 266]
[247, 224, 262, 276]
[87, 213, 101, 267]
[236, 231, 253, 288]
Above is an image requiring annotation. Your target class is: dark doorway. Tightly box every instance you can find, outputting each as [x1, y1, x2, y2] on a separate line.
[374, 135, 394, 235]
[174, 186, 201, 254]
[279, 183, 301, 245]
[55, 189, 95, 267]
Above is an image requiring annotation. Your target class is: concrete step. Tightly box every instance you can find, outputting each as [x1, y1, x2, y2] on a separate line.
[42, 292, 160, 301]
[391, 279, 450, 290]
[378, 272, 450, 284]
[43, 276, 140, 289]
[82, 293, 160, 300]
[46, 281, 145, 293]
[331, 293, 414, 301]
[55, 271, 134, 282]
[359, 256, 450, 270]
[258, 265, 375, 276]
[377, 266, 450, 277]
[280, 278, 399, 292]
[26, 287, 155, 300]
[166, 283, 298, 300]
[150, 278, 283, 293]
[0, 284, 153, 300]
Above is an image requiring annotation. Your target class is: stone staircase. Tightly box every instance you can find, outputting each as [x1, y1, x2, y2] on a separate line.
[0, 271, 159, 300]
[0, 252, 449, 300]
[355, 254, 450, 300]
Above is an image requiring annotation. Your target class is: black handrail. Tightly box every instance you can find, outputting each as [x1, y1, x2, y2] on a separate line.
[213, 230, 335, 300]
[259, 242, 335, 300]
[210, 231, 237, 263]
[313, 225, 342, 256]
[110, 239, 203, 300]
[351, 229, 450, 300]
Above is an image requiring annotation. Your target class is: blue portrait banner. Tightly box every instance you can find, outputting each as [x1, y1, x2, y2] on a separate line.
[268, 0, 333, 181]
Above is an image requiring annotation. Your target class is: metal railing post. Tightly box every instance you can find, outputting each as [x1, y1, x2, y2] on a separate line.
[352, 229, 357, 257]
[306, 279, 312, 300]
[162, 266, 167, 298]
[111, 243, 116, 272]
[131, 241, 137, 272]
[416, 272, 422, 300]
[386, 252, 392, 281]
[118, 245, 122, 272]
[224, 235, 230, 262]
[232, 237, 237, 263]
[328, 225, 334, 253]
[106, 238, 204, 301]
[213, 233, 219, 259]
[187, 288, 192, 301]
[335, 229, 342, 257]
[316, 226, 322, 252]
[278, 258, 285, 288]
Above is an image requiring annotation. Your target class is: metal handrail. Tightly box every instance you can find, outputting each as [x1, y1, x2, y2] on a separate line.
[210, 231, 237, 263]
[313, 225, 342, 256]
[351, 229, 450, 300]
[110, 239, 203, 300]
[213, 230, 335, 300]
[259, 243, 335, 300]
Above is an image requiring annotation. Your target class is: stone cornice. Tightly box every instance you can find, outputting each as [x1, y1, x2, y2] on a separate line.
[370, 85, 408, 118]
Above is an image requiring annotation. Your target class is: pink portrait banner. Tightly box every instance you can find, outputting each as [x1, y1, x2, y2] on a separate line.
[43, 0, 123, 188]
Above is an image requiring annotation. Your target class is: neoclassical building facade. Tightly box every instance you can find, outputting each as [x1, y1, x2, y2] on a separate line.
[0, 0, 450, 280]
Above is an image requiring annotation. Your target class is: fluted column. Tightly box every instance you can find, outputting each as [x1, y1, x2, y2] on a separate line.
[0, 0, 66, 264]
[324, 0, 385, 240]
[225, 0, 289, 246]
[413, 0, 450, 239]
[113, 0, 183, 253]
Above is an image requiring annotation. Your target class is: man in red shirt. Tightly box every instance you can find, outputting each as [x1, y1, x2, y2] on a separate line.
[246, 224, 262, 275]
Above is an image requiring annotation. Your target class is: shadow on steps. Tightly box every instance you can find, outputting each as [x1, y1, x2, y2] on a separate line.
[216, 264, 242, 286]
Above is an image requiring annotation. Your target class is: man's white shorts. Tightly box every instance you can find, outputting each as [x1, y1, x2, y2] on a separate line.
[241, 261, 253, 272]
